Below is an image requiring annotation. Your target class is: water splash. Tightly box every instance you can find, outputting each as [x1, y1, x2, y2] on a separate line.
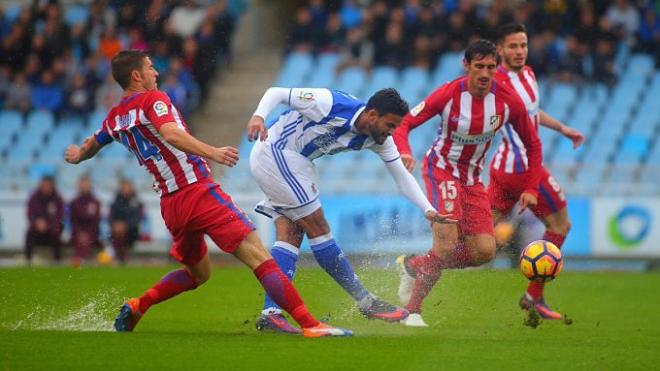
[5, 289, 121, 332]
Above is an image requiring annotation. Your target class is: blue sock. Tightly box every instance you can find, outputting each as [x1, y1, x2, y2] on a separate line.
[262, 241, 299, 314]
[310, 233, 369, 302]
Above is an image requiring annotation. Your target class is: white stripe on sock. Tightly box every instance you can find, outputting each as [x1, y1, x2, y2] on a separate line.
[308, 233, 334, 246]
[273, 241, 300, 256]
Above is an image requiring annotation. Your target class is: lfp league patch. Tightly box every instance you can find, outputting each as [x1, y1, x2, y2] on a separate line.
[153, 101, 169, 117]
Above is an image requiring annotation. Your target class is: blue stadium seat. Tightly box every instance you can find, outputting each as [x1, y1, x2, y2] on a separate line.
[27, 163, 58, 186]
[581, 140, 614, 166]
[9, 133, 44, 164]
[433, 52, 463, 85]
[0, 110, 24, 135]
[87, 109, 107, 129]
[307, 53, 340, 88]
[335, 67, 367, 97]
[645, 142, 660, 165]
[547, 83, 577, 109]
[276, 52, 313, 87]
[363, 66, 399, 97]
[400, 67, 430, 99]
[626, 54, 655, 78]
[573, 162, 607, 193]
[614, 134, 650, 165]
[26, 110, 55, 138]
[549, 138, 584, 166]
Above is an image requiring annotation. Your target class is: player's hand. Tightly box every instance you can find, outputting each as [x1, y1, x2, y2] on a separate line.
[401, 154, 416, 172]
[562, 126, 585, 149]
[210, 146, 239, 167]
[64, 144, 81, 164]
[518, 192, 538, 214]
[425, 210, 458, 224]
[247, 116, 267, 142]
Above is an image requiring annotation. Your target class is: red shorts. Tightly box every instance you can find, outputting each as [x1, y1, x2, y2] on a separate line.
[422, 158, 494, 236]
[160, 181, 255, 266]
[488, 166, 567, 218]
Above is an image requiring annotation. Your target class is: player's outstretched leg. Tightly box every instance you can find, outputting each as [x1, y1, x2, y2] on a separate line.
[308, 233, 408, 322]
[257, 241, 301, 334]
[521, 209, 570, 320]
[237, 232, 352, 337]
[397, 251, 443, 327]
[114, 263, 203, 332]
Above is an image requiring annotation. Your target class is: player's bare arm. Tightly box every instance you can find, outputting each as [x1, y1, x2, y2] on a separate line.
[539, 110, 585, 149]
[159, 122, 239, 167]
[65, 136, 103, 164]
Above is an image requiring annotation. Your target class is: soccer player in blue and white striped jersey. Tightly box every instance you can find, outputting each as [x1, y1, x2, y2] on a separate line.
[246, 87, 454, 333]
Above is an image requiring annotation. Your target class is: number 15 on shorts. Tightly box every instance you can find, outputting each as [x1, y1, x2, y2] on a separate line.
[439, 180, 457, 214]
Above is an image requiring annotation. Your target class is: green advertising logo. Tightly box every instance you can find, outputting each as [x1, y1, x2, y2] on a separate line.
[608, 206, 651, 250]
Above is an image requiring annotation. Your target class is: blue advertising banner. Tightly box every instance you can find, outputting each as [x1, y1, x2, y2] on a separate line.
[293, 195, 592, 256]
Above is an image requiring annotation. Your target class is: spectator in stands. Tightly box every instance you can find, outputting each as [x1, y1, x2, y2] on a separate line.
[606, 0, 640, 45]
[110, 179, 143, 264]
[170, 0, 206, 38]
[95, 73, 123, 111]
[557, 35, 587, 83]
[69, 23, 91, 62]
[162, 72, 187, 113]
[637, 6, 660, 65]
[593, 36, 617, 85]
[373, 22, 408, 68]
[66, 72, 92, 116]
[25, 176, 64, 263]
[31, 69, 64, 113]
[98, 27, 123, 61]
[337, 25, 374, 72]
[69, 175, 102, 264]
[5, 72, 31, 113]
[318, 12, 345, 53]
[0, 66, 8, 105]
[287, 7, 315, 53]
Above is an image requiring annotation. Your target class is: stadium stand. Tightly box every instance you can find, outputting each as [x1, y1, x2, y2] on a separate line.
[0, 0, 244, 193]
[223, 0, 660, 198]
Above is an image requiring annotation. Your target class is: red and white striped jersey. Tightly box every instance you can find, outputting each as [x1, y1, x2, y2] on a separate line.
[394, 76, 542, 196]
[490, 65, 541, 174]
[94, 90, 212, 196]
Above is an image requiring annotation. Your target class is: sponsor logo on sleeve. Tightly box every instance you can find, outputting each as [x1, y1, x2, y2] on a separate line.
[297, 91, 315, 101]
[410, 101, 425, 116]
[153, 101, 169, 117]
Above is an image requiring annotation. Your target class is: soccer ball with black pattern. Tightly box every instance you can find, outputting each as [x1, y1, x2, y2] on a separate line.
[519, 240, 563, 282]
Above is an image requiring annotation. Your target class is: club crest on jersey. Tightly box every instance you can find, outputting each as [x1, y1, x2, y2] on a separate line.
[153, 101, 169, 117]
[444, 201, 454, 213]
[297, 91, 315, 101]
[489, 115, 502, 128]
[410, 101, 425, 117]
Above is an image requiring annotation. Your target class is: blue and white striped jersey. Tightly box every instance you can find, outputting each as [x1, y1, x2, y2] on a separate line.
[265, 88, 400, 162]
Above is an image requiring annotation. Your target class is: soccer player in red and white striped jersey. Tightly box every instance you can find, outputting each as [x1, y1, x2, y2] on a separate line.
[64, 50, 351, 337]
[489, 23, 585, 320]
[392, 40, 543, 327]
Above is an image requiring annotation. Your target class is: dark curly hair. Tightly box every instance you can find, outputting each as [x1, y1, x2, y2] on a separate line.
[366, 88, 409, 117]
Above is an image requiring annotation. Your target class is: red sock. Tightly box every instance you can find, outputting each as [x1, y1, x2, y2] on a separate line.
[139, 269, 198, 314]
[527, 231, 567, 300]
[254, 259, 319, 328]
[449, 243, 474, 268]
[526, 280, 544, 301]
[543, 230, 566, 249]
[406, 250, 442, 314]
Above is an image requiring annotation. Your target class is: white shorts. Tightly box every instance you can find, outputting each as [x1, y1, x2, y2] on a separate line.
[249, 140, 321, 221]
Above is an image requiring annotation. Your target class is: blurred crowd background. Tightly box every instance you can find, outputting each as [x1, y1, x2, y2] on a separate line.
[285, 0, 659, 84]
[0, 0, 244, 117]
